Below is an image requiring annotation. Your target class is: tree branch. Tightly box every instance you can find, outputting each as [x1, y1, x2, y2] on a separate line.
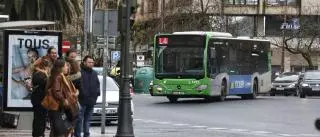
[284, 36, 300, 54]
[307, 33, 318, 51]
[94, 0, 99, 10]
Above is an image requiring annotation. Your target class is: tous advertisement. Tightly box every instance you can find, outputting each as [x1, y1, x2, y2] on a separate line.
[3, 30, 62, 111]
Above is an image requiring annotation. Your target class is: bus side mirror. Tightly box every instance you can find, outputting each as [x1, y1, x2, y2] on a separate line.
[210, 48, 216, 59]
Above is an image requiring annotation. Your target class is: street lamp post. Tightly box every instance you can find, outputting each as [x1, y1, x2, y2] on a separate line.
[281, 15, 286, 73]
[281, 1, 288, 73]
[115, 0, 135, 136]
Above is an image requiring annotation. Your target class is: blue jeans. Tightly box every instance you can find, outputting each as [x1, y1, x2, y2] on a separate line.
[74, 104, 94, 137]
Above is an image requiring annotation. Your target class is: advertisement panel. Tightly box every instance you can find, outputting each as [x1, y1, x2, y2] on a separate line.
[3, 29, 62, 111]
[229, 75, 252, 95]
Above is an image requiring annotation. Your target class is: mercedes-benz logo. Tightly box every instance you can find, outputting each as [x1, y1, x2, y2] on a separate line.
[177, 85, 181, 89]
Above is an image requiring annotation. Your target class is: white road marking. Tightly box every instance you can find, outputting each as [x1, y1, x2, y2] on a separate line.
[144, 120, 157, 123]
[191, 125, 208, 128]
[207, 127, 228, 130]
[250, 131, 272, 134]
[173, 123, 190, 126]
[229, 128, 249, 132]
[279, 133, 296, 136]
[299, 134, 320, 137]
[156, 121, 172, 125]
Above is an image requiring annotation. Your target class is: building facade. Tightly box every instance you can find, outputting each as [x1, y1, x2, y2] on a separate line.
[135, 0, 320, 73]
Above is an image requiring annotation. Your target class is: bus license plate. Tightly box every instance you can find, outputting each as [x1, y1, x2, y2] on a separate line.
[276, 88, 284, 90]
[173, 91, 183, 95]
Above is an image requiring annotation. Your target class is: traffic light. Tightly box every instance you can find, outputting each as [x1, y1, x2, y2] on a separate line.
[117, 0, 137, 31]
[130, 0, 137, 29]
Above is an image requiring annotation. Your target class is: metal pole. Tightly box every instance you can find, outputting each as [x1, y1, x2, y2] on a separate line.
[84, 0, 89, 55]
[101, 37, 108, 134]
[101, 10, 109, 134]
[89, 0, 94, 55]
[281, 25, 285, 73]
[161, 0, 165, 31]
[281, 1, 288, 73]
[115, 0, 134, 136]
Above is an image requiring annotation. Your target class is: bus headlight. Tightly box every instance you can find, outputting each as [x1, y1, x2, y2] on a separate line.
[288, 83, 295, 88]
[302, 83, 309, 87]
[196, 85, 207, 90]
[154, 85, 162, 91]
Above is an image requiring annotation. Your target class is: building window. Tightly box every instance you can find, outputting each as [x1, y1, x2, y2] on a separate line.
[148, 0, 158, 13]
[140, 0, 144, 16]
[167, 0, 193, 9]
[176, 0, 192, 7]
[226, 16, 255, 36]
[225, 0, 258, 5]
[267, 0, 297, 6]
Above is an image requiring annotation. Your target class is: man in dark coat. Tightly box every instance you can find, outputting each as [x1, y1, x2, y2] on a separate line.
[74, 55, 100, 137]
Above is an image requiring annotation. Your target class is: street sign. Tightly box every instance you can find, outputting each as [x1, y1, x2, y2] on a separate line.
[137, 55, 145, 61]
[62, 40, 71, 53]
[136, 55, 145, 67]
[111, 51, 121, 62]
[280, 18, 300, 30]
[108, 36, 116, 49]
[93, 9, 118, 37]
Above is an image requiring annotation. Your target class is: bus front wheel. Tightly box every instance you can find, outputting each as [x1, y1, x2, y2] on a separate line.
[167, 96, 178, 103]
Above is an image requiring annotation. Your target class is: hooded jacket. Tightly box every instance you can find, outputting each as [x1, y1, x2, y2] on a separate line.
[79, 63, 100, 105]
[66, 58, 81, 90]
[31, 68, 48, 107]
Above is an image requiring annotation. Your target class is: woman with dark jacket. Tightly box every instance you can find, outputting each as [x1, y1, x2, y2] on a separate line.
[31, 56, 52, 137]
[47, 59, 79, 137]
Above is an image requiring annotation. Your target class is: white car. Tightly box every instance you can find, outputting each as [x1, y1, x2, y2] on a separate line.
[91, 75, 134, 124]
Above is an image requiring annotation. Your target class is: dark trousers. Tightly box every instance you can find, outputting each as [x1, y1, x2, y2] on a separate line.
[32, 105, 48, 137]
[74, 104, 94, 137]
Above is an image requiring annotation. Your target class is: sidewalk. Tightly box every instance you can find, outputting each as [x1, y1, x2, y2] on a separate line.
[0, 127, 116, 137]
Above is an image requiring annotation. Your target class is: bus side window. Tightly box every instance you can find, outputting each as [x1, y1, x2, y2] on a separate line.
[208, 40, 218, 75]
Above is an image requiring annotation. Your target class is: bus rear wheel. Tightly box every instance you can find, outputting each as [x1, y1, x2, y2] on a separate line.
[219, 81, 227, 101]
[248, 80, 258, 99]
[167, 96, 178, 103]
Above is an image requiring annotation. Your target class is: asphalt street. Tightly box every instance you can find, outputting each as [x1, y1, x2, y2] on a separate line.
[1, 94, 320, 137]
[124, 94, 320, 137]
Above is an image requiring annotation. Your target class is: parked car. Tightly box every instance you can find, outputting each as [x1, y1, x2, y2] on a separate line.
[91, 75, 134, 124]
[93, 67, 134, 93]
[93, 67, 104, 75]
[297, 71, 320, 98]
[270, 72, 299, 96]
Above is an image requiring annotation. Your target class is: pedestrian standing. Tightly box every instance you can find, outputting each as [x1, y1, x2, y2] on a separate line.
[31, 56, 52, 137]
[47, 46, 58, 64]
[33, 46, 58, 69]
[65, 48, 81, 90]
[74, 56, 100, 137]
[47, 59, 79, 137]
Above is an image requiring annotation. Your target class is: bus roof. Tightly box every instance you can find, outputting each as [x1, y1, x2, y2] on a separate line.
[212, 37, 270, 42]
[172, 31, 233, 38]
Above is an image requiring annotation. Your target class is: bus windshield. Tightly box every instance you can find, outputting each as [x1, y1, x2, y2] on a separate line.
[155, 35, 205, 79]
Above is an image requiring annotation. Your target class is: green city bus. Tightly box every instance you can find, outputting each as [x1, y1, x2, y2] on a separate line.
[151, 31, 271, 103]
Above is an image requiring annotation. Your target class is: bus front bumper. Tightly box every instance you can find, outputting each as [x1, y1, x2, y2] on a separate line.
[150, 89, 211, 97]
